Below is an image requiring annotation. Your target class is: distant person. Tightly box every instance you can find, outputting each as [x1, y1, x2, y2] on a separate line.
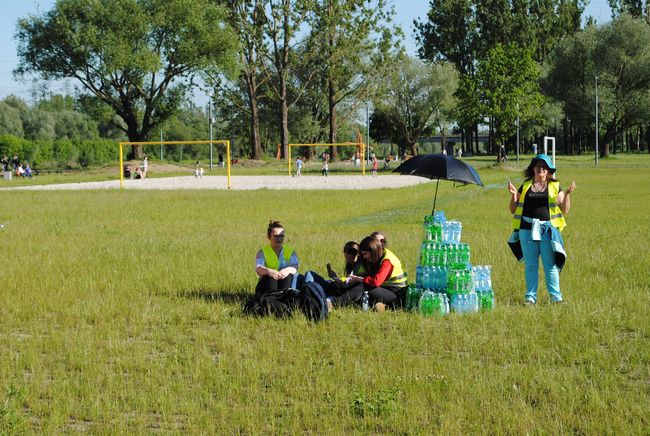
[255, 220, 299, 296]
[499, 145, 507, 162]
[123, 164, 133, 179]
[134, 166, 145, 179]
[24, 163, 33, 179]
[384, 156, 390, 169]
[372, 155, 378, 177]
[322, 159, 329, 177]
[218, 153, 224, 168]
[1, 155, 8, 172]
[457, 148, 463, 158]
[194, 161, 204, 178]
[507, 154, 576, 305]
[11, 154, 19, 171]
[142, 155, 149, 178]
[17, 164, 27, 178]
[295, 156, 303, 177]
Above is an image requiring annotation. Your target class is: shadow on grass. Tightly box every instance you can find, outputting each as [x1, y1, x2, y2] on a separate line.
[178, 288, 251, 305]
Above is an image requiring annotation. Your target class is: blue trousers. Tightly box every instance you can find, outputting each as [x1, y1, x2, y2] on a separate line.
[519, 229, 563, 303]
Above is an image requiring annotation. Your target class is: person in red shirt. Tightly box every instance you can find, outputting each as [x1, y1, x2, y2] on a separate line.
[346, 236, 407, 310]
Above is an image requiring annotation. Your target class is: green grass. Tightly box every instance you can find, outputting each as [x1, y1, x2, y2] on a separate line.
[0, 154, 648, 432]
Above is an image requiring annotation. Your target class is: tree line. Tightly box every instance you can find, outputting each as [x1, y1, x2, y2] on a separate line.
[11, 0, 650, 163]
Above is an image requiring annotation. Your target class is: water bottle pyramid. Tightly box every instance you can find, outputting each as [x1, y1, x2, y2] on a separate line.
[406, 210, 495, 316]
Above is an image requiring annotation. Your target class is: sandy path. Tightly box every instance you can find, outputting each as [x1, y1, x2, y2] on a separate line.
[2, 175, 431, 191]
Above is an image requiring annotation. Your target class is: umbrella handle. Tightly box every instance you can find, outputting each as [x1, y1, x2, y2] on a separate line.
[431, 177, 439, 215]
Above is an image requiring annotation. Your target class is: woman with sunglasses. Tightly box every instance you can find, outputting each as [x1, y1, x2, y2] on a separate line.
[345, 235, 408, 310]
[507, 154, 576, 305]
[255, 220, 299, 295]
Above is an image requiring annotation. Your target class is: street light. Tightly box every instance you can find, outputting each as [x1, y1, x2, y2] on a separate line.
[595, 76, 599, 167]
[209, 90, 214, 170]
[366, 100, 370, 164]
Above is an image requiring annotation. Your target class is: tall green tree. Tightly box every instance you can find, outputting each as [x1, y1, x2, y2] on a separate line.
[476, 43, 543, 147]
[308, 0, 397, 159]
[545, 15, 650, 156]
[221, 0, 268, 159]
[15, 0, 238, 158]
[371, 55, 458, 155]
[263, 0, 314, 159]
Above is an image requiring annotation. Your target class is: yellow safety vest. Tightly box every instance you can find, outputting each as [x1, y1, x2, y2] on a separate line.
[261, 245, 295, 270]
[512, 180, 566, 231]
[382, 248, 407, 287]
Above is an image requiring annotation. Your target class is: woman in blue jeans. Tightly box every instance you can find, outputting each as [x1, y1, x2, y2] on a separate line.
[507, 154, 576, 304]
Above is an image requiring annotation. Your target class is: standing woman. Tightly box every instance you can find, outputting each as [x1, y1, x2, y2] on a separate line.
[255, 220, 299, 295]
[508, 154, 576, 304]
[347, 236, 407, 310]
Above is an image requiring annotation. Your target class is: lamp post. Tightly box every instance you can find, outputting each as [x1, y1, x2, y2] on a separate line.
[209, 91, 214, 170]
[366, 100, 370, 164]
[595, 76, 599, 167]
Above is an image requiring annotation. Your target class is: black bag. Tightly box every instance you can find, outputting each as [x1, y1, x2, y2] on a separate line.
[297, 281, 329, 322]
[243, 281, 329, 322]
[243, 288, 299, 318]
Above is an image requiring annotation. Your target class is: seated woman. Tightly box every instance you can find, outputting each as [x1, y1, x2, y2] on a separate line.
[344, 235, 408, 310]
[123, 164, 132, 179]
[255, 220, 299, 295]
[308, 241, 364, 300]
[134, 166, 145, 179]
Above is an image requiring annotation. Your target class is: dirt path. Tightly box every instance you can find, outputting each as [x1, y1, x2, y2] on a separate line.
[2, 175, 430, 191]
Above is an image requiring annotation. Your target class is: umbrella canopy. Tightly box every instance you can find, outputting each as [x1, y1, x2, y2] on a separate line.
[393, 154, 483, 214]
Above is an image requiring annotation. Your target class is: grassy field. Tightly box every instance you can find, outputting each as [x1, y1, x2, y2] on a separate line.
[1, 154, 648, 433]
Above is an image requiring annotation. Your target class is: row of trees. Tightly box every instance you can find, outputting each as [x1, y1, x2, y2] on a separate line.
[12, 0, 650, 162]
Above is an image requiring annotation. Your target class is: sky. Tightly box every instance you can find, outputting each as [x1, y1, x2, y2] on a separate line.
[0, 0, 614, 104]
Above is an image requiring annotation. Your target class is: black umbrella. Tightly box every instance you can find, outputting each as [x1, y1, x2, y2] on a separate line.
[393, 153, 484, 214]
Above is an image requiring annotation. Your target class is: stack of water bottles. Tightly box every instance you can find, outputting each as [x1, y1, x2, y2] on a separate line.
[405, 210, 495, 316]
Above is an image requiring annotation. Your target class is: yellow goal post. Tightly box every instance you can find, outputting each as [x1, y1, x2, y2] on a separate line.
[287, 142, 366, 176]
[119, 140, 231, 190]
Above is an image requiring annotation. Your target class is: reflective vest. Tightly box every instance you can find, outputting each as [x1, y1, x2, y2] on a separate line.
[261, 244, 295, 270]
[512, 180, 566, 231]
[382, 248, 407, 287]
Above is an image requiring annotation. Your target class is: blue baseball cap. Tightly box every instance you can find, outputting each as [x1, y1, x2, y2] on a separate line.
[529, 154, 556, 173]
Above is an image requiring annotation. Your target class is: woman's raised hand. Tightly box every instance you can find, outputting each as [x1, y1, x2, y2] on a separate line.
[508, 180, 517, 196]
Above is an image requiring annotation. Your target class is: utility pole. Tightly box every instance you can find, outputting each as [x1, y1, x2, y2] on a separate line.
[209, 91, 214, 170]
[595, 75, 599, 167]
[366, 101, 370, 163]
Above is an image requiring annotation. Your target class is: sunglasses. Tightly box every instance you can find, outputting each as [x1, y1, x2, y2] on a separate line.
[272, 233, 285, 239]
[533, 165, 549, 171]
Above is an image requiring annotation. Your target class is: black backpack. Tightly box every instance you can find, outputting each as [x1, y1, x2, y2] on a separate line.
[243, 281, 329, 322]
[297, 281, 329, 322]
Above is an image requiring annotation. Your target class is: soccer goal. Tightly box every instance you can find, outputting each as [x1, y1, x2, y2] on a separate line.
[118, 140, 231, 189]
[287, 142, 367, 176]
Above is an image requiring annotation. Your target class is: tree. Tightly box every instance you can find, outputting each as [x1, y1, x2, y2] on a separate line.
[476, 43, 543, 148]
[221, 0, 268, 159]
[308, 0, 397, 159]
[0, 101, 25, 138]
[15, 0, 238, 158]
[263, 0, 314, 159]
[545, 15, 650, 156]
[371, 55, 458, 155]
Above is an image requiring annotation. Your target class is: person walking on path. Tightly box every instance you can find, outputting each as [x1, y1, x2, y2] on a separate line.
[295, 156, 303, 177]
[507, 154, 576, 305]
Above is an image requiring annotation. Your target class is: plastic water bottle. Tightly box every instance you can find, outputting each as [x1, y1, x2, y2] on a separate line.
[406, 284, 421, 312]
[416, 264, 424, 288]
[361, 291, 370, 312]
[419, 290, 435, 317]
